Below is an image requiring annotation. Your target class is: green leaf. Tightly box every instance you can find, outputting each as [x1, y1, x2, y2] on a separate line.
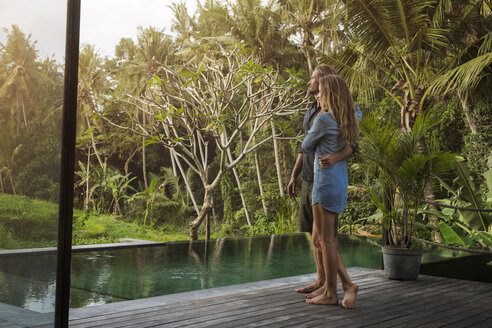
[439, 221, 465, 246]
[455, 160, 487, 230]
[471, 231, 492, 247]
[205, 122, 215, 130]
[485, 155, 492, 204]
[442, 207, 455, 216]
[420, 209, 450, 220]
[357, 211, 383, 223]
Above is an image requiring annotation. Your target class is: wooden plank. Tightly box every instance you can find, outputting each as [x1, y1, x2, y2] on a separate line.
[329, 282, 491, 328]
[137, 275, 392, 328]
[199, 273, 454, 328]
[69, 285, 295, 327]
[363, 282, 492, 328]
[279, 276, 467, 328]
[70, 270, 387, 328]
[174, 273, 416, 328]
[67, 270, 492, 328]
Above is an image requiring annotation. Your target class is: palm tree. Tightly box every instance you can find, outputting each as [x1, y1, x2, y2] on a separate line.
[425, 0, 492, 134]
[277, 0, 338, 74]
[0, 25, 52, 131]
[78, 44, 108, 168]
[359, 112, 456, 248]
[0, 121, 21, 194]
[323, 0, 452, 131]
[115, 27, 176, 189]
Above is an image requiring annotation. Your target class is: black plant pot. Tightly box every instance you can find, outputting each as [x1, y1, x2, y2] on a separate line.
[382, 246, 423, 280]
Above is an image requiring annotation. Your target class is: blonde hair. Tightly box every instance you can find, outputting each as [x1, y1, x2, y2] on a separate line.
[315, 65, 338, 77]
[318, 75, 359, 147]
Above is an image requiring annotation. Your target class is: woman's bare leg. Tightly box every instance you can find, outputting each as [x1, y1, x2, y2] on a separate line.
[306, 205, 338, 305]
[334, 239, 359, 308]
[295, 231, 325, 293]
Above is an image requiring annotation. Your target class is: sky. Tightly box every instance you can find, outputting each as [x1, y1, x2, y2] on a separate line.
[0, 0, 199, 63]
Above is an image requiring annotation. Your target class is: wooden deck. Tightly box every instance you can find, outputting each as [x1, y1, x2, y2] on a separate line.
[67, 268, 492, 328]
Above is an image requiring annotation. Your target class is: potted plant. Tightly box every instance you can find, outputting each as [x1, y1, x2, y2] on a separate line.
[359, 112, 456, 279]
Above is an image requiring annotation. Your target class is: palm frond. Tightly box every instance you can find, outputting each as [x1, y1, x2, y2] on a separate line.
[425, 52, 492, 99]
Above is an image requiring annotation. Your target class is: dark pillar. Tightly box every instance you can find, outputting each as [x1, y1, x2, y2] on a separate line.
[55, 0, 81, 326]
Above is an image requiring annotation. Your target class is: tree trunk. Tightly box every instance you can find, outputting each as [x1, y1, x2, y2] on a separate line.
[0, 171, 4, 193]
[190, 188, 213, 240]
[124, 147, 139, 181]
[7, 170, 16, 195]
[142, 137, 148, 189]
[302, 31, 313, 75]
[21, 95, 27, 128]
[226, 148, 252, 226]
[254, 149, 268, 216]
[211, 194, 217, 226]
[171, 150, 200, 215]
[85, 109, 104, 168]
[85, 149, 91, 211]
[141, 107, 148, 190]
[271, 121, 285, 197]
[206, 213, 210, 240]
[425, 183, 443, 243]
[460, 95, 478, 134]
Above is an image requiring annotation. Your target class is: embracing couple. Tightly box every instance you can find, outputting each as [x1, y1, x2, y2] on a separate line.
[287, 65, 361, 309]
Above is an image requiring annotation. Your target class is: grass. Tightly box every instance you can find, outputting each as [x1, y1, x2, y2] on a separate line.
[0, 193, 191, 249]
[72, 210, 190, 245]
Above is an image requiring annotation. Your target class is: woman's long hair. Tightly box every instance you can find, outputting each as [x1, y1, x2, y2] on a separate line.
[318, 75, 359, 147]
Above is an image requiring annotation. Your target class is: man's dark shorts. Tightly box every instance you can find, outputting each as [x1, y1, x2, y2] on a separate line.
[299, 179, 338, 235]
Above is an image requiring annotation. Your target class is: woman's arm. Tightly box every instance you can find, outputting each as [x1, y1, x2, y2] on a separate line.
[301, 116, 326, 154]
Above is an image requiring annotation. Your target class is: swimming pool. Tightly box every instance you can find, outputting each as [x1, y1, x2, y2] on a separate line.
[0, 233, 470, 313]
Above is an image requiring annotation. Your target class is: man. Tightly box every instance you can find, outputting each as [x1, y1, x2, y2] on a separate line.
[287, 65, 357, 306]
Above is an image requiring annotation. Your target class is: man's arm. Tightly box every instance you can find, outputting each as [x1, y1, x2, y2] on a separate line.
[287, 153, 303, 198]
[318, 145, 353, 168]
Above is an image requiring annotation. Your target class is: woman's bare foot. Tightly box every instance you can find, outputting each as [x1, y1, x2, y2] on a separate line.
[295, 281, 324, 293]
[306, 285, 325, 299]
[341, 283, 359, 309]
[305, 293, 338, 305]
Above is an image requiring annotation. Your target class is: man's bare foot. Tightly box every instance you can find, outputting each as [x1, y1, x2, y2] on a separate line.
[305, 293, 338, 305]
[341, 283, 359, 309]
[306, 285, 325, 299]
[295, 281, 323, 293]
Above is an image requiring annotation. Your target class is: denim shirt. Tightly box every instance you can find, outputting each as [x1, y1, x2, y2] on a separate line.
[302, 107, 363, 156]
[300, 103, 361, 181]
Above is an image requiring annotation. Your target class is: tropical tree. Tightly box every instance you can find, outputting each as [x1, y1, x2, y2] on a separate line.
[0, 121, 21, 194]
[78, 44, 108, 168]
[323, 0, 452, 130]
[425, 0, 492, 134]
[277, 0, 338, 74]
[0, 25, 52, 131]
[359, 112, 456, 248]
[109, 44, 308, 239]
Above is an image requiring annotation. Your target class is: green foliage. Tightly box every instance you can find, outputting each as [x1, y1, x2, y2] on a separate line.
[0, 193, 58, 246]
[360, 111, 457, 248]
[428, 157, 492, 249]
[339, 188, 378, 235]
[72, 210, 189, 245]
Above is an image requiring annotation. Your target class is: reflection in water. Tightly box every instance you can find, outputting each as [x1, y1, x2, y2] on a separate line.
[0, 234, 386, 311]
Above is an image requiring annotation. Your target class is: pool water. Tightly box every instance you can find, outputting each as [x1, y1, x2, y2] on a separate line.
[0, 233, 470, 313]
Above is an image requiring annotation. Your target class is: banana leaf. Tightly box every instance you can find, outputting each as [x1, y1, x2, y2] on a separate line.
[470, 231, 492, 247]
[439, 221, 465, 246]
[455, 161, 489, 230]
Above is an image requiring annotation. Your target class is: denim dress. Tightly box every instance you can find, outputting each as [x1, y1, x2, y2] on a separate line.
[301, 109, 362, 213]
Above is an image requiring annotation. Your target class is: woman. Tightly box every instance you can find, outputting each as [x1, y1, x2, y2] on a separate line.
[301, 75, 361, 308]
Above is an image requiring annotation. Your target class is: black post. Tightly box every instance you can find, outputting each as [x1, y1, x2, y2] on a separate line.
[55, 0, 80, 327]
